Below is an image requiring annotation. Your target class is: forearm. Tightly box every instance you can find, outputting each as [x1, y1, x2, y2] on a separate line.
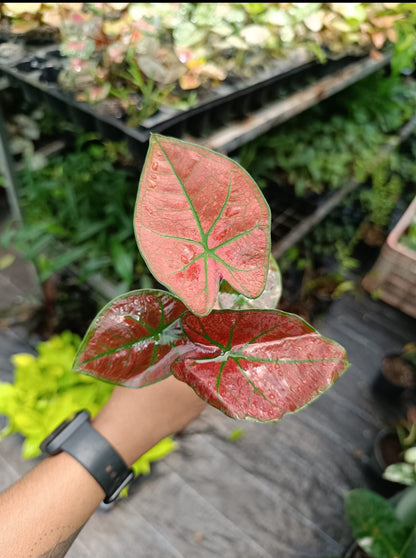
[0, 451, 103, 557]
[0, 377, 205, 557]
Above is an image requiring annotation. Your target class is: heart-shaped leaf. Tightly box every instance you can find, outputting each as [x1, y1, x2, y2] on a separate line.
[134, 134, 271, 317]
[73, 290, 188, 387]
[171, 310, 348, 421]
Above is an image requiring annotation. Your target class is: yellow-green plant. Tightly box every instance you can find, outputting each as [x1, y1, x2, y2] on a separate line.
[0, 331, 175, 486]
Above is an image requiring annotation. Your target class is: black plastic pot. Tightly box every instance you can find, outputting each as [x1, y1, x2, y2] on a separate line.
[363, 427, 405, 498]
[0, 43, 366, 151]
[372, 354, 415, 399]
[371, 428, 403, 476]
[345, 543, 372, 558]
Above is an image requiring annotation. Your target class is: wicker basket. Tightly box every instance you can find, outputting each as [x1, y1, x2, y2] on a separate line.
[362, 196, 416, 319]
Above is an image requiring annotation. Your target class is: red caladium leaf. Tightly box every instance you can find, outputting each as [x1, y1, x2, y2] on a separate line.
[171, 310, 348, 422]
[134, 134, 271, 317]
[73, 290, 188, 387]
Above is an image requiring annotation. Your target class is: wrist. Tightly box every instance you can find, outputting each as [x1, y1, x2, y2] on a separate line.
[41, 411, 134, 503]
[92, 377, 206, 466]
[91, 412, 140, 467]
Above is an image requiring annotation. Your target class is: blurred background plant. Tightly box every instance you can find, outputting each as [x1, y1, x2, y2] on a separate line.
[0, 331, 175, 492]
[239, 72, 416, 195]
[345, 486, 416, 558]
[1, 3, 415, 124]
[1, 132, 152, 292]
[401, 209, 416, 252]
[236, 69, 416, 320]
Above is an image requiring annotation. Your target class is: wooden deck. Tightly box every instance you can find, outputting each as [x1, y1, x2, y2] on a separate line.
[1, 255, 416, 557]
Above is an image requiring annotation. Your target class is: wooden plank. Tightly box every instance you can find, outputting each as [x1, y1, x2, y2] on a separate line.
[170, 428, 346, 553]
[193, 55, 391, 154]
[124, 466, 273, 558]
[200, 406, 363, 491]
[0, 453, 19, 492]
[65, 539, 91, 558]
[198, 409, 366, 550]
[0, 434, 40, 478]
[73, 495, 185, 558]
[321, 292, 416, 342]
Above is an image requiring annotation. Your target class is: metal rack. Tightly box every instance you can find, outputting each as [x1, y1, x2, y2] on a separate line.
[0, 47, 395, 270]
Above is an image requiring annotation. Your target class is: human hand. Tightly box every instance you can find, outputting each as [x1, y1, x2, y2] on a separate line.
[92, 376, 207, 466]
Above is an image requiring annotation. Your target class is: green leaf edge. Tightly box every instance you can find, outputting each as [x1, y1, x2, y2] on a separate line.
[73, 288, 187, 388]
[133, 133, 272, 317]
[172, 308, 350, 423]
[74, 293, 349, 421]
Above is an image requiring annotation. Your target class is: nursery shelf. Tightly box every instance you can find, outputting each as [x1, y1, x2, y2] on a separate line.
[190, 54, 391, 154]
[0, 43, 391, 226]
[0, 43, 389, 155]
[271, 114, 416, 258]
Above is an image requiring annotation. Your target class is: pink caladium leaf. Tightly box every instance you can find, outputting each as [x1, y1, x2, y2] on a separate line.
[73, 290, 188, 387]
[134, 134, 271, 317]
[171, 310, 348, 422]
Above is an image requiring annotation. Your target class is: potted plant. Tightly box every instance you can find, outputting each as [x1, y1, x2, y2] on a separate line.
[71, 134, 349, 423]
[369, 407, 416, 489]
[345, 485, 416, 558]
[373, 343, 416, 398]
[363, 196, 416, 319]
[382, 408, 416, 488]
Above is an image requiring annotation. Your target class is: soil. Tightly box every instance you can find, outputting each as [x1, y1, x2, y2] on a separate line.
[382, 355, 415, 388]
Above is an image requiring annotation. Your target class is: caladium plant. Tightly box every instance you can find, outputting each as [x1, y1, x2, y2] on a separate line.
[74, 134, 348, 421]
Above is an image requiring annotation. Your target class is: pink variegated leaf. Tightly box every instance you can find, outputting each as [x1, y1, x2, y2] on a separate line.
[171, 310, 348, 422]
[134, 134, 271, 317]
[73, 290, 188, 387]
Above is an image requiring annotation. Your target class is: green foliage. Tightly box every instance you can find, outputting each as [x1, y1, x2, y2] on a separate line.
[345, 489, 416, 558]
[384, 406, 416, 486]
[384, 459, 416, 487]
[248, 75, 416, 291]
[360, 160, 403, 228]
[396, 485, 416, 530]
[401, 212, 416, 252]
[391, 5, 416, 76]
[111, 53, 177, 127]
[240, 74, 416, 196]
[0, 332, 175, 490]
[0, 331, 112, 458]
[3, 137, 151, 290]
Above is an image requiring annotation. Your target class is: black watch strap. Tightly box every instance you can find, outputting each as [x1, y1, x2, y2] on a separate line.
[40, 410, 134, 503]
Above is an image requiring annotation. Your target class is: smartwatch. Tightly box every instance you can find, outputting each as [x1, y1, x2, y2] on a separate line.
[40, 410, 134, 504]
